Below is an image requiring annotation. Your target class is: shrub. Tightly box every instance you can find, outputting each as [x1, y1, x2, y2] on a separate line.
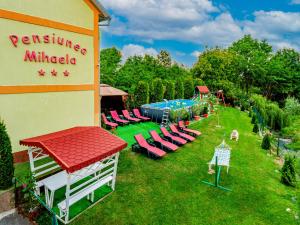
[152, 78, 164, 102]
[175, 80, 184, 99]
[0, 120, 14, 189]
[134, 81, 149, 107]
[183, 78, 194, 99]
[253, 123, 259, 133]
[241, 105, 245, 111]
[280, 155, 296, 187]
[261, 133, 271, 150]
[249, 110, 252, 117]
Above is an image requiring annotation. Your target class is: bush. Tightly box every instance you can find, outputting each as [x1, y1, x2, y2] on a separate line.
[249, 110, 252, 117]
[134, 81, 149, 107]
[175, 80, 184, 99]
[0, 120, 14, 189]
[280, 155, 296, 187]
[261, 133, 271, 150]
[253, 123, 259, 133]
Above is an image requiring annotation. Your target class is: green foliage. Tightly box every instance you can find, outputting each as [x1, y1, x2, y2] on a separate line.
[100, 47, 121, 86]
[164, 81, 175, 100]
[183, 78, 194, 99]
[249, 110, 252, 117]
[284, 97, 300, 116]
[251, 115, 256, 124]
[152, 78, 164, 102]
[194, 78, 205, 86]
[178, 109, 190, 121]
[0, 120, 14, 189]
[175, 80, 184, 99]
[157, 50, 171, 67]
[280, 155, 296, 187]
[203, 106, 208, 115]
[169, 110, 179, 123]
[134, 81, 149, 107]
[261, 134, 271, 150]
[191, 104, 201, 116]
[253, 123, 259, 133]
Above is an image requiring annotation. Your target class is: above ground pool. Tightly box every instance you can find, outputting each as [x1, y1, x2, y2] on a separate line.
[141, 99, 196, 122]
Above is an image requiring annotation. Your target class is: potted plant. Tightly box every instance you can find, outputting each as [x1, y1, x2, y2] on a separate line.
[203, 106, 208, 118]
[179, 109, 190, 125]
[191, 105, 201, 121]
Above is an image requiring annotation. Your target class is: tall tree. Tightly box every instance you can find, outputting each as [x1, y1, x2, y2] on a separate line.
[184, 78, 194, 99]
[152, 78, 164, 102]
[229, 35, 272, 93]
[100, 47, 121, 86]
[134, 81, 149, 107]
[175, 80, 184, 99]
[164, 81, 175, 100]
[158, 50, 171, 67]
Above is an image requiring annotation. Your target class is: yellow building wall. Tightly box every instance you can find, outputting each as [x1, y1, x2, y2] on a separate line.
[0, 0, 94, 30]
[0, 91, 94, 153]
[0, 1, 100, 153]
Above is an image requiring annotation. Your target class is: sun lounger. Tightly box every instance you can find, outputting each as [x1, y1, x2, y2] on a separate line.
[110, 110, 129, 125]
[133, 108, 151, 121]
[122, 110, 141, 122]
[178, 121, 201, 137]
[169, 124, 195, 142]
[149, 130, 178, 152]
[160, 127, 187, 145]
[133, 134, 166, 158]
[101, 113, 118, 129]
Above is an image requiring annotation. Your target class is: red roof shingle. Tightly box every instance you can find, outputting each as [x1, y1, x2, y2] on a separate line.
[20, 127, 127, 173]
[196, 86, 210, 94]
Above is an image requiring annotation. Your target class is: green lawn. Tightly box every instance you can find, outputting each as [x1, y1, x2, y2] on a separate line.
[15, 107, 299, 224]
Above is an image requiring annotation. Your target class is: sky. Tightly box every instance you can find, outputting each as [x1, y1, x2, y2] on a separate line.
[100, 0, 300, 67]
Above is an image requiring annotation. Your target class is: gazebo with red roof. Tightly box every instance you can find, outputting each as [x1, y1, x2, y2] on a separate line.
[195, 86, 210, 99]
[20, 126, 127, 224]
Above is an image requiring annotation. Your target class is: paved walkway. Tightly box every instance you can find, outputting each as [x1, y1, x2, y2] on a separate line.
[0, 209, 30, 225]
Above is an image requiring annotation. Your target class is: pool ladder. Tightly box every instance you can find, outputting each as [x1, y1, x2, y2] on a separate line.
[161, 107, 170, 127]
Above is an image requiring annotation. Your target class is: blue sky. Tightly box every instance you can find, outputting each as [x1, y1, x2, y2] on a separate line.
[101, 0, 300, 66]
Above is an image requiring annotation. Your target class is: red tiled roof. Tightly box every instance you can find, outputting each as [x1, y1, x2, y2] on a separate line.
[20, 127, 127, 173]
[196, 86, 210, 94]
[100, 84, 128, 97]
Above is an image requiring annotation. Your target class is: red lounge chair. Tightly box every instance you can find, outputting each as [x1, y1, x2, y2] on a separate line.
[133, 109, 151, 121]
[122, 110, 141, 122]
[149, 130, 178, 152]
[160, 127, 187, 145]
[134, 134, 166, 158]
[110, 110, 129, 125]
[101, 113, 118, 129]
[178, 121, 201, 137]
[169, 124, 195, 142]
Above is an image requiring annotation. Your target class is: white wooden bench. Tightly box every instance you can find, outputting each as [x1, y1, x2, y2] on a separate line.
[58, 175, 113, 216]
